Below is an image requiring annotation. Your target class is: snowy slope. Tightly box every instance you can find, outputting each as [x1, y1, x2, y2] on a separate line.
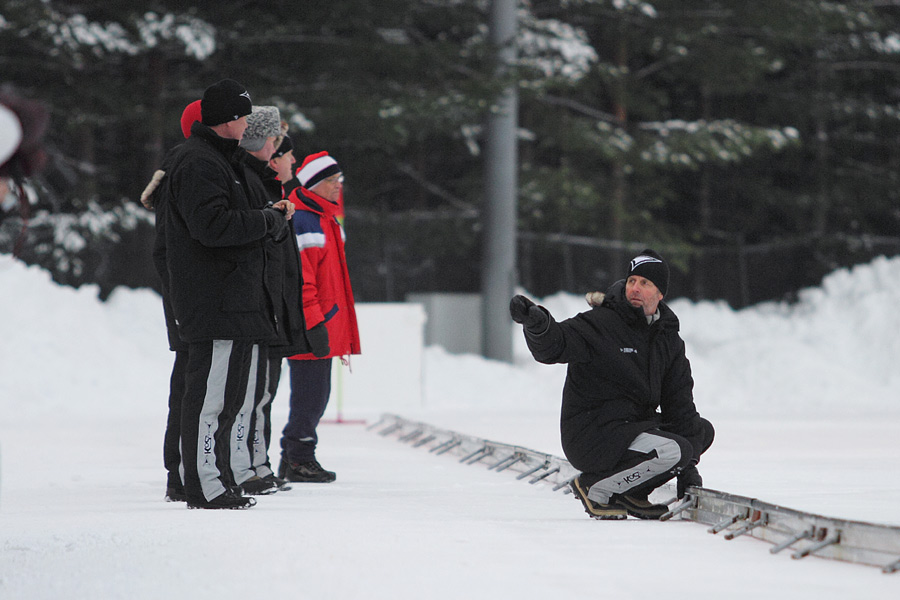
[1, 253, 899, 599]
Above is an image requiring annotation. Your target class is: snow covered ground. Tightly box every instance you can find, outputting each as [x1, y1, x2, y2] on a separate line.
[1, 253, 899, 599]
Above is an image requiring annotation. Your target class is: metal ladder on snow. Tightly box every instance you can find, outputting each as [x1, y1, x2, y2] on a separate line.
[369, 413, 581, 493]
[369, 413, 900, 574]
[662, 486, 900, 573]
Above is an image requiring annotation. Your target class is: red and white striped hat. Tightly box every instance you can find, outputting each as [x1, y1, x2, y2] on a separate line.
[296, 151, 341, 189]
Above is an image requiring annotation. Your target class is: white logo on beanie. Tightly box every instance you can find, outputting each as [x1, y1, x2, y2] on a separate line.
[630, 255, 662, 271]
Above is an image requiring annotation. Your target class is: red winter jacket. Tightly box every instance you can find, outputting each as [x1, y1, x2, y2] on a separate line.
[287, 186, 360, 360]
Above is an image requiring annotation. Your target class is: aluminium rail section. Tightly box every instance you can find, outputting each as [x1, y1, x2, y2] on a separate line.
[369, 413, 581, 493]
[369, 413, 900, 574]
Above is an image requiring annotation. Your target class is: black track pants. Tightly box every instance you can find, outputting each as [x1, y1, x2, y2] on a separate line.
[250, 356, 282, 478]
[163, 350, 188, 489]
[181, 340, 260, 503]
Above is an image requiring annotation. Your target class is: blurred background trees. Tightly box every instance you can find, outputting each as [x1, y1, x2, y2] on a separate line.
[1, 0, 898, 306]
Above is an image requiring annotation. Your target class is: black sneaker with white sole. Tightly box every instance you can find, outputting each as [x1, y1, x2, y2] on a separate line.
[262, 473, 293, 491]
[239, 475, 279, 496]
[187, 490, 257, 510]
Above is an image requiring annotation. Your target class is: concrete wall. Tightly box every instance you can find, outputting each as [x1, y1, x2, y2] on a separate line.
[406, 293, 482, 355]
[274, 297, 485, 421]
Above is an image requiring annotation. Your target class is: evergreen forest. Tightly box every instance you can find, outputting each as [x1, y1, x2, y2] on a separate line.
[1, 0, 898, 307]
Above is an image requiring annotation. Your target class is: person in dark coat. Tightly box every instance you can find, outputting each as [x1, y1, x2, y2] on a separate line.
[160, 79, 293, 509]
[510, 249, 714, 520]
[235, 106, 309, 494]
[259, 124, 315, 481]
[141, 99, 201, 503]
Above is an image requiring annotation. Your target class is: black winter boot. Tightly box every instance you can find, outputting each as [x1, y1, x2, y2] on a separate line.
[614, 492, 669, 520]
[570, 475, 627, 520]
[279, 457, 336, 483]
[165, 485, 187, 503]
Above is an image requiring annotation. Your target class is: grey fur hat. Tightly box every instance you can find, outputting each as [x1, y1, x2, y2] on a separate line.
[239, 105, 281, 152]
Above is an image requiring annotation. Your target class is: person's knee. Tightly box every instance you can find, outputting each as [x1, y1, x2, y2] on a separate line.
[699, 418, 715, 455]
[649, 433, 692, 473]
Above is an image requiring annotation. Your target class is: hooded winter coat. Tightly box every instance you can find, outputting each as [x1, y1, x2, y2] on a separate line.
[287, 186, 360, 360]
[160, 121, 276, 343]
[524, 279, 706, 474]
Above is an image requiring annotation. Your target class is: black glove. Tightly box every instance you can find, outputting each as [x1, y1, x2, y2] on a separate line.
[262, 207, 289, 242]
[677, 465, 702, 499]
[509, 295, 549, 332]
[306, 322, 330, 358]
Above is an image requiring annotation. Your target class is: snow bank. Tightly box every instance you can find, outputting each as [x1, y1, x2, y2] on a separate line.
[1, 253, 899, 423]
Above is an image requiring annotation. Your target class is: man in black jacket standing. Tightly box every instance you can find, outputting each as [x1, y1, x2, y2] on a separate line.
[237, 106, 309, 493]
[510, 249, 714, 520]
[161, 79, 293, 509]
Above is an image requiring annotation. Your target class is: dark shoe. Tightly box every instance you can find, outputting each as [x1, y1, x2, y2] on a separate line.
[240, 475, 279, 496]
[279, 457, 336, 483]
[615, 493, 669, 520]
[570, 476, 627, 520]
[187, 490, 257, 510]
[165, 485, 187, 503]
[262, 473, 293, 491]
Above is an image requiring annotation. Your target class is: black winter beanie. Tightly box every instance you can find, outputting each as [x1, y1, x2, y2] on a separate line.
[628, 249, 669, 296]
[201, 79, 252, 126]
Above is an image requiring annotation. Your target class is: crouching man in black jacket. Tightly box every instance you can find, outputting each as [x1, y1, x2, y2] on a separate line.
[510, 249, 714, 520]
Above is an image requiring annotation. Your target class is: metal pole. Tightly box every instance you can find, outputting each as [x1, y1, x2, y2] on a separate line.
[481, 0, 518, 362]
